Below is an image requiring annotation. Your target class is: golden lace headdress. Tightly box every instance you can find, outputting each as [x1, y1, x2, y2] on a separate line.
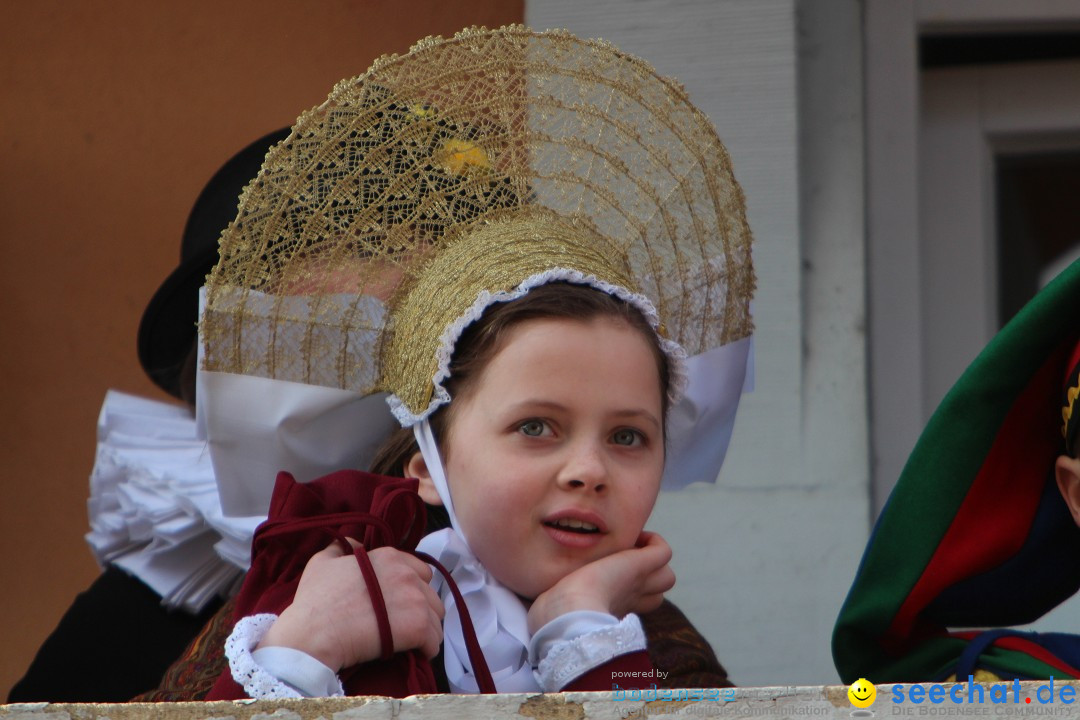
[199, 26, 755, 513]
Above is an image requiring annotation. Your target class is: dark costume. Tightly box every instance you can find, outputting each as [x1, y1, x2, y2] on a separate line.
[8, 568, 223, 703]
[833, 258, 1080, 683]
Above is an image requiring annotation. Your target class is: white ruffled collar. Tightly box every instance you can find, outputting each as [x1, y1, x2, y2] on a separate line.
[416, 528, 540, 693]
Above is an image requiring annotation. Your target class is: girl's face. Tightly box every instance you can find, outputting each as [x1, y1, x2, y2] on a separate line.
[419, 315, 665, 599]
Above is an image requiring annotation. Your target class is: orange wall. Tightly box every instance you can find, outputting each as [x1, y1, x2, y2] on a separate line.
[0, 0, 523, 698]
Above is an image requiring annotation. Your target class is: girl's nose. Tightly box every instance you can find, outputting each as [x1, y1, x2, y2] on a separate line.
[556, 442, 609, 493]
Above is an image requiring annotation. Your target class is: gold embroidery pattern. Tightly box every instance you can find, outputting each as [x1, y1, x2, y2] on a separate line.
[1063, 381, 1080, 442]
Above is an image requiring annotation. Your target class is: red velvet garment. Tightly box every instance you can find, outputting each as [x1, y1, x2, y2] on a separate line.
[563, 651, 655, 691]
[207, 469, 439, 699]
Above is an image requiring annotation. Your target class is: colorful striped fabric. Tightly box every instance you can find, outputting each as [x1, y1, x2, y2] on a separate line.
[833, 259, 1080, 683]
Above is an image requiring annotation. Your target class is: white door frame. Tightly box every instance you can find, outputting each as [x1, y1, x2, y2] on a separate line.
[921, 61, 1080, 416]
[865, 0, 1080, 512]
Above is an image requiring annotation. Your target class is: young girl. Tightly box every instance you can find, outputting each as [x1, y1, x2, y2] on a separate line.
[196, 26, 755, 698]
[222, 280, 677, 698]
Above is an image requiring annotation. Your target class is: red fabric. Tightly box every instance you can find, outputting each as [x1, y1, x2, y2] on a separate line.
[207, 470, 437, 699]
[885, 351, 1063, 651]
[991, 637, 1080, 678]
[563, 650, 655, 691]
[1066, 341, 1080, 390]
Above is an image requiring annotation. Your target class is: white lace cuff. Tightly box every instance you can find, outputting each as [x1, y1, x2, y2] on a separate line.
[225, 614, 344, 699]
[530, 612, 647, 692]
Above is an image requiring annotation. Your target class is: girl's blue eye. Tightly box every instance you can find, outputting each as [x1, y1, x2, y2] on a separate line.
[612, 428, 642, 446]
[520, 420, 546, 437]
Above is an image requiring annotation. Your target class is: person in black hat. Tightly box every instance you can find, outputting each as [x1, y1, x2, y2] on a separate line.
[8, 128, 290, 703]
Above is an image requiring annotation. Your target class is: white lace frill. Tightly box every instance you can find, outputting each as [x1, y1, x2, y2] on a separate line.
[534, 613, 647, 691]
[225, 614, 299, 699]
[224, 614, 346, 699]
[387, 268, 689, 427]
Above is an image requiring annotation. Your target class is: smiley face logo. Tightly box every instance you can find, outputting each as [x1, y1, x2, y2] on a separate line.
[848, 678, 876, 708]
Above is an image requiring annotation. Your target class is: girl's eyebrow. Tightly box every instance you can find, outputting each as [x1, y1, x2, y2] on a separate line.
[507, 399, 661, 431]
[611, 408, 662, 432]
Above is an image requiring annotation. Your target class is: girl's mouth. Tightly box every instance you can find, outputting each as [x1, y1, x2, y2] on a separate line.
[542, 520, 606, 549]
[544, 518, 600, 534]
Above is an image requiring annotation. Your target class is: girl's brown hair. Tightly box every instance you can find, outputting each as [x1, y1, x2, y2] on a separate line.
[369, 282, 671, 482]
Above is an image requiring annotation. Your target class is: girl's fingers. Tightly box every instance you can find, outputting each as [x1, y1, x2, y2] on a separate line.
[313, 536, 363, 563]
[312, 541, 345, 560]
[424, 582, 445, 619]
[399, 552, 435, 583]
[640, 565, 676, 595]
[634, 592, 666, 615]
[603, 538, 671, 584]
[287, 542, 451, 665]
[636, 531, 669, 549]
[369, 546, 434, 583]
[423, 607, 444, 658]
[635, 532, 673, 563]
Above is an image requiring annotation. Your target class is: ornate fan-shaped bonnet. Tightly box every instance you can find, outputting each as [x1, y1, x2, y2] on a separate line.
[198, 26, 755, 517]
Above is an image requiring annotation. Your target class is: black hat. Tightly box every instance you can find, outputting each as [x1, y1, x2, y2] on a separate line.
[137, 128, 290, 398]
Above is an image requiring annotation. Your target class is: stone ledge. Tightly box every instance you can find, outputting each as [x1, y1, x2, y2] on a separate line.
[0, 687, 851, 720]
[6, 682, 1080, 719]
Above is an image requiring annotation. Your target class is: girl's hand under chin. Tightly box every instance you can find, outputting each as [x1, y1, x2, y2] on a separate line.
[526, 531, 675, 634]
[258, 539, 444, 671]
